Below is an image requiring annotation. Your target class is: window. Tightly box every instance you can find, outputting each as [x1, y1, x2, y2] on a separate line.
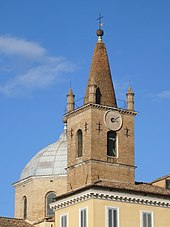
[107, 131, 117, 157]
[166, 180, 170, 189]
[96, 87, 101, 104]
[23, 196, 27, 220]
[79, 208, 88, 227]
[60, 214, 68, 227]
[45, 192, 56, 217]
[77, 129, 83, 157]
[106, 207, 119, 227]
[141, 212, 153, 227]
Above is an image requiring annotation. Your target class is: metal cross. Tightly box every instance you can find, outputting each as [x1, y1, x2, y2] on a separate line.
[124, 127, 130, 137]
[84, 122, 88, 132]
[70, 128, 74, 138]
[96, 121, 102, 133]
[97, 13, 104, 29]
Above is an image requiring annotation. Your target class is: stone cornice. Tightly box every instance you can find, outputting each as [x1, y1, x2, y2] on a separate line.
[13, 174, 67, 187]
[66, 158, 136, 170]
[50, 188, 170, 211]
[64, 103, 138, 119]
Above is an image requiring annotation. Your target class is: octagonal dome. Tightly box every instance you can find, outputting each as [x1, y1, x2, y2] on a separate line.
[20, 131, 67, 180]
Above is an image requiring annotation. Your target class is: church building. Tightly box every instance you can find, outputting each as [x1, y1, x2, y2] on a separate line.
[13, 27, 170, 227]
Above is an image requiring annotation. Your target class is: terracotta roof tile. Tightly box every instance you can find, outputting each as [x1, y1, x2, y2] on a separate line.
[84, 41, 117, 107]
[0, 217, 34, 227]
[94, 181, 170, 197]
[53, 180, 170, 203]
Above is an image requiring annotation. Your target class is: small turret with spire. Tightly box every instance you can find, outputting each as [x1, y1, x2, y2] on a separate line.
[67, 88, 75, 112]
[88, 77, 97, 103]
[126, 86, 135, 111]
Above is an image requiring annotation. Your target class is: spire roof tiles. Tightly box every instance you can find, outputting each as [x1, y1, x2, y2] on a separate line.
[84, 34, 117, 107]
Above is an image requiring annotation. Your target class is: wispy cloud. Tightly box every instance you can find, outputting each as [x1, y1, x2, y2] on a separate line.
[0, 36, 46, 58]
[0, 35, 76, 96]
[147, 90, 170, 102]
[153, 90, 170, 100]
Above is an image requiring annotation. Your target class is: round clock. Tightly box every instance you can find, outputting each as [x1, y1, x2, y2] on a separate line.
[104, 110, 123, 131]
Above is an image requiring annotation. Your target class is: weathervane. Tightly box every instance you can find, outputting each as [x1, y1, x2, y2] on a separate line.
[97, 13, 104, 29]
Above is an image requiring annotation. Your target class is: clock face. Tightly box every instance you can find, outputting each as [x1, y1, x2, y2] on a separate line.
[104, 110, 123, 131]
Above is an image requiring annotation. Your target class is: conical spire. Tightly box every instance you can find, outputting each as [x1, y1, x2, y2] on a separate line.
[84, 29, 117, 107]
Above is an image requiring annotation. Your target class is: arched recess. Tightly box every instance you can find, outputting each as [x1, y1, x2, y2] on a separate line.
[22, 196, 27, 220]
[96, 87, 101, 104]
[107, 131, 117, 157]
[45, 192, 57, 217]
[77, 129, 83, 158]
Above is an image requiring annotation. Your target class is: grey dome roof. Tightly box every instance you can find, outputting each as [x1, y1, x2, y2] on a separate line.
[20, 131, 67, 180]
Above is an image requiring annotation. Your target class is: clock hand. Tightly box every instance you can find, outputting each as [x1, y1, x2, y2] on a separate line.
[111, 116, 120, 123]
[114, 116, 120, 121]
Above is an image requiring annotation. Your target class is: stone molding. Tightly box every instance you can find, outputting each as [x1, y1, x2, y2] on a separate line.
[67, 158, 136, 170]
[13, 174, 67, 187]
[64, 103, 137, 119]
[50, 189, 170, 210]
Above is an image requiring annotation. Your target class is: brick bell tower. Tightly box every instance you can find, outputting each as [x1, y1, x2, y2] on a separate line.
[64, 28, 137, 192]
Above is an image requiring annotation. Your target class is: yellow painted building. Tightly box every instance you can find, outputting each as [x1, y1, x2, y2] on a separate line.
[52, 185, 170, 227]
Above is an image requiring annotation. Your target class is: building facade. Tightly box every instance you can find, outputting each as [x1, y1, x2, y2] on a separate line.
[13, 132, 67, 226]
[50, 27, 170, 227]
[13, 28, 170, 227]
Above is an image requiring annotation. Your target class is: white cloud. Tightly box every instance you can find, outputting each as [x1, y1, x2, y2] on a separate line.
[0, 35, 76, 96]
[0, 36, 46, 58]
[147, 90, 170, 101]
[154, 90, 170, 99]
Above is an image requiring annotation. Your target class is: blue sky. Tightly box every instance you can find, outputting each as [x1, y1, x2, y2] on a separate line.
[0, 0, 170, 217]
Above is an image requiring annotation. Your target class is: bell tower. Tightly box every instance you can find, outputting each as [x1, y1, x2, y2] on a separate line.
[64, 28, 137, 192]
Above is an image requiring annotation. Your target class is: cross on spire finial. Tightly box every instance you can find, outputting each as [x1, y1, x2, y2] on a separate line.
[96, 13, 104, 42]
[97, 13, 104, 29]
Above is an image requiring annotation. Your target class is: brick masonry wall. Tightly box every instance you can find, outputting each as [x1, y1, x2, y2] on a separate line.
[66, 105, 135, 191]
[14, 176, 67, 223]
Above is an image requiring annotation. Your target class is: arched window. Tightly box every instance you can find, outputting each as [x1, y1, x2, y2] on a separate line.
[45, 192, 56, 217]
[107, 131, 117, 157]
[77, 129, 83, 157]
[23, 196, 27, 220]
[96, 87, 101, 104]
